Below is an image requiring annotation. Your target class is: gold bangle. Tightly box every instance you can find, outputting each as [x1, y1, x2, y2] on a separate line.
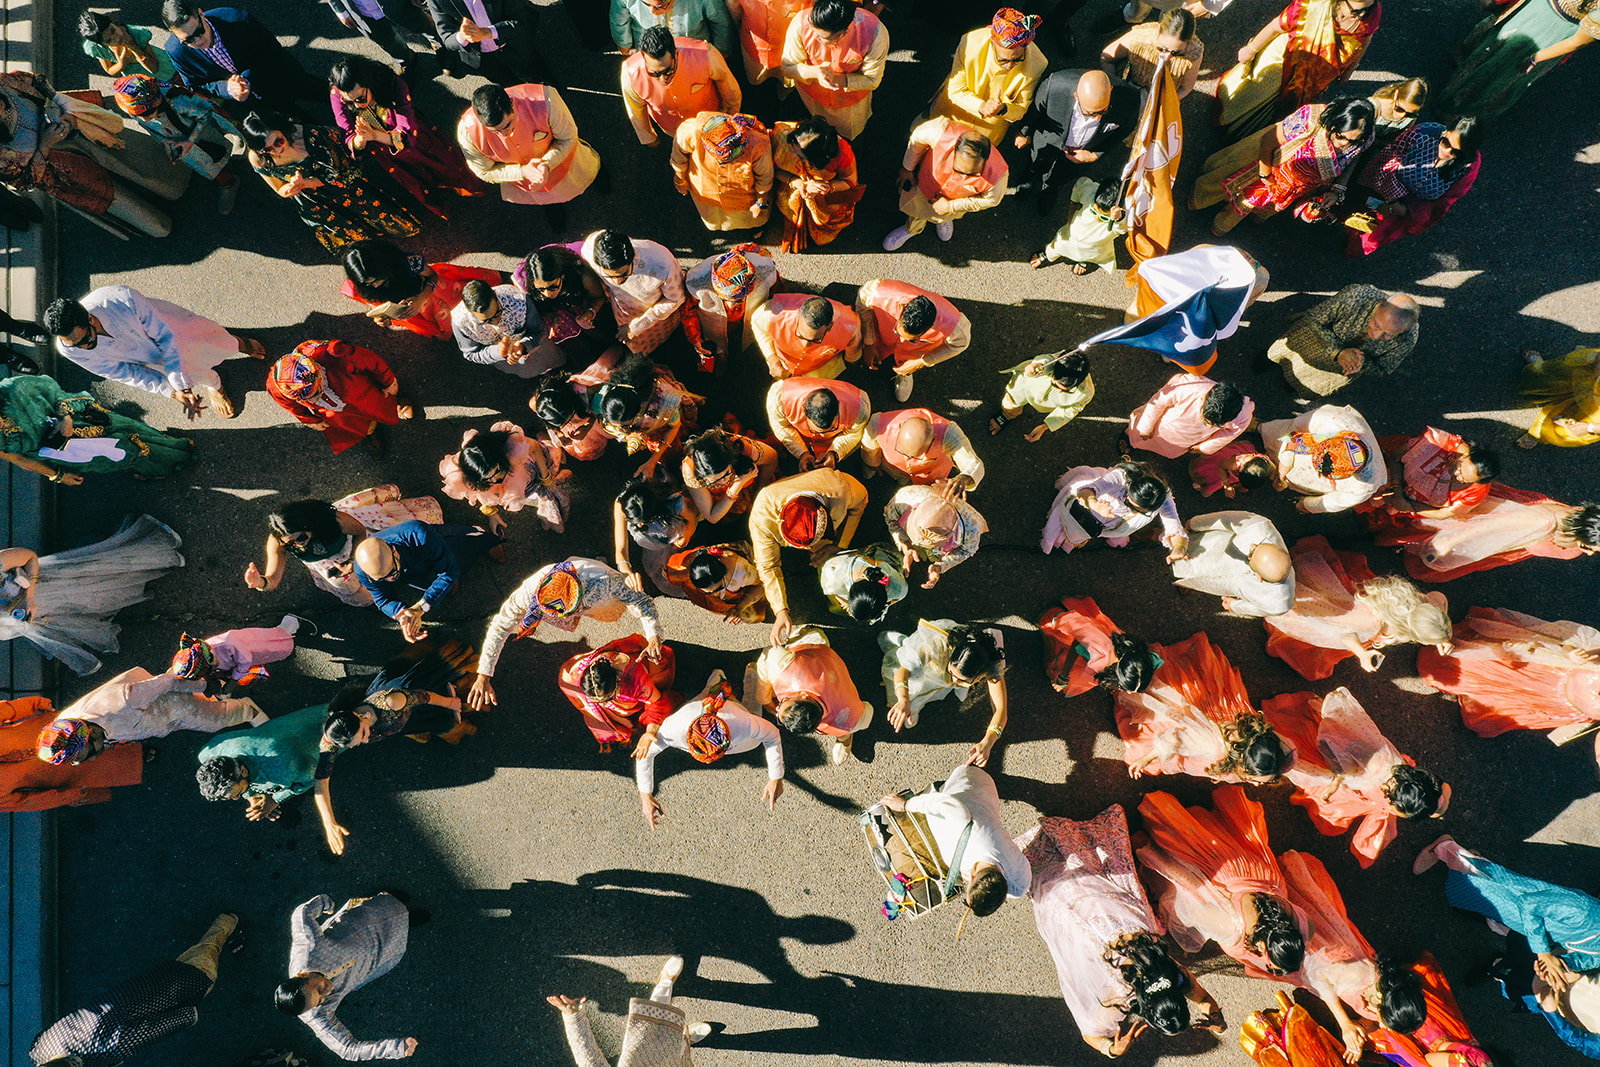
[985, 726, 1003, 737]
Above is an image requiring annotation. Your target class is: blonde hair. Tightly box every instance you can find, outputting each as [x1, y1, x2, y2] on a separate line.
[1372, 77, 1429, 109]
[1356, 576, 1451, 645]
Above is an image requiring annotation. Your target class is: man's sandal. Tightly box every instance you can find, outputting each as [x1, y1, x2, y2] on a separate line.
[989, 411, 1011, 435]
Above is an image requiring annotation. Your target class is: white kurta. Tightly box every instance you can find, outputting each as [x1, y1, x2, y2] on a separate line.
[1171, 511, 1295, 616]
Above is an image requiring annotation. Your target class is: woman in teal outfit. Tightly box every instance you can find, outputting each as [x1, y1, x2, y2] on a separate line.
[1439, 0, 1600, 121]
[0, 374, 196, 481]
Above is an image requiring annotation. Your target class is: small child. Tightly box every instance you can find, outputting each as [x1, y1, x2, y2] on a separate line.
[991, 350, 1095, 442]
[1029, 177, 1127, 275]
[1189, 437, 1276, 498]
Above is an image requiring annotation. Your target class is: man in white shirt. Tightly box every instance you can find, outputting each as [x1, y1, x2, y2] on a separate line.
[1171, 511, 1294, 617]
[581, 229, 688, 356]
[878, 762, 1029, 917]
[1261, 404, 1388, 515]
[635, 672, 785, 829]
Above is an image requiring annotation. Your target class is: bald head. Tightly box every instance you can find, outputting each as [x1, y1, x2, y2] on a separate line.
[893, 416, 934, 458]
[1371, 293, 1418, 339]
[1076, 70, 1112, 115]
[354, 537, 395, 581]
[1250, 542, 1292, 584]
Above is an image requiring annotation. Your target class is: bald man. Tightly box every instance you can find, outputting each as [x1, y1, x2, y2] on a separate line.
[353, 521, 503, 641]
[861, 408, 985, 490]
[1170, 511, 1294, 616]
[1010, 67, 1139, 214]
[1264, 284, 1421, 399]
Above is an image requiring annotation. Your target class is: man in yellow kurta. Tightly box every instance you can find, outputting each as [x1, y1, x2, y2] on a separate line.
[456, 83, 601, 205]
[672, 112, 774, 231]
[930, 8, 1048, 144]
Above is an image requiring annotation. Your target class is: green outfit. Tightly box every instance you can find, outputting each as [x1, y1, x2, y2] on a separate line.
[1439, 0, 1600, 121]
[253, 126, 421, 253]
[81, 25, 179, 82]
[1000, 358, 1095, 432]
[0, 374, 195, 479]
[197, 704, 327, 803]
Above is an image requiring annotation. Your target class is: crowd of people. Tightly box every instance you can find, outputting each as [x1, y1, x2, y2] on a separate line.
[2, 0, 1598, 1063]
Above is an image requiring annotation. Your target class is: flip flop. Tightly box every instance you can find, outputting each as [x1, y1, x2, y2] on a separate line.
[988, 411, 1010, 435]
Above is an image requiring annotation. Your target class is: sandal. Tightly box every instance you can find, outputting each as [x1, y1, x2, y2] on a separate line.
[1521, 348, 1543, 364]
[988, 411, 1011, 435]
[1028, 250, 1052, 270]
[1070, 263, 1091, 276]
[1517, 433, 1539, 450]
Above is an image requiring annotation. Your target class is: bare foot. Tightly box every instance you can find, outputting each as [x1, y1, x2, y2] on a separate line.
[1413, 834, 1454, 875]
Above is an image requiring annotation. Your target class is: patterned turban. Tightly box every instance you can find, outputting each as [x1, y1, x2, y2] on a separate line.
[534, 562, 584, 617]
[170, 634, 219, 680]
[271, 352, 327, 403]
[112, 74, 166, 117]
[685, 683, 734, 762]
[701, 113, 759, 162]
[1289, 430, 1371, 481]
[710, 250, 759, 300]
[38, 719, 93, 765]
[991, 8, 1040, 47]
[779, 494, 827, 549]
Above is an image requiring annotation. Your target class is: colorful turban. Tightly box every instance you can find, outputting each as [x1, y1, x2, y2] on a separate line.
[1289, 430, 1371, 481]
[779, 494, 828, 549]
[685, 682, 734, 763]
[112, 74, 166, 117]
[170, 635, 220, 680]
[38, 719, 93, 765]
[991, 8, 1040, 47]
[536, 561, 584, 615]
[710, 250, 759, 300]
[701, 113, 759, 162]
[271, 352, 328, 403]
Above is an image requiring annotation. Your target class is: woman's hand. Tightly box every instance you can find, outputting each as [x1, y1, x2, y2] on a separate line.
[887, 696, 913, 731]
[55, 471, 84, 486]
[323, 818, 350, 855]
[1238, 44, 1256, 64]
[1356, 647, 1383, 672]
[467, 673, 497, 710]
[546, 995, 587, 1015]
[965, 736, 995, 766]
[1337, 1018, 1365, 1064]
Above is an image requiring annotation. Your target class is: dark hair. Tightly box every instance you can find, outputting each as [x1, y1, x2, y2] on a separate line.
[1089, 179, 1122, 215]
[472, 84, 512, 126]
[458, 430, 514, 490]
[327, 680, 374, 719]
[42, 297, 91, 340]
[1318, 96, 1376, 139]
[591, 230, 636, 271]
[1208, 712, 1292, 780]
[1119, 462, 1170, 514]
[328, 55, 396, 107]
[639, 24, 676, 58]
[342, 239, 423, 303]
[953, 134, 993, 165]
[1562, 504, 1600, 548]
[1237, 454, 1274, 490]
[533, 372, 588, 428]
[1384, 764, 1445, 819]
[686, 429, 751, 482]
[787, 115, 841, 169]
[900, 295, 937, 336]
[274, 976, 311, 1015]
[322, 708, 364, 747]
[240, 109, 298, 154]
[461, 279, 497, 316]
[618, 476, 678, 530]
[581, 657, 621, 699]
[1158, 7, 1195, 38]
[268, 499, 343, 546]
[1461, 441, 1498, 483]
[802, 387, 840, 429]
[1097, 632, 1157, 693]
[947, 625, 1002, 683]
[1248, 894, 1306, 975]
[809, 0, 855, 33]
[77, 11, 111, 41]
[799, 296, 834, 330]
[1046, 351, 1090, 388]
[846, 567, 892, 624]
[1201, 382, 1246, 427]
[777, 697, 825, 733]
[599, 352, 657, 425]
[967, 866, 1008, 917]
[1449, 116, 1485, 159]
[524, 245, 584, 299]
[1376, 955, 1427, 1033]
[687, 551, 727, 590]
[1108, 932, 1192, 1036]
[161, 0, 199, 30]
[196, 756, 242, 801]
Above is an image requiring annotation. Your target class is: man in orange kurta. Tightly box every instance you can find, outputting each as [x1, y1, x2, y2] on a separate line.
[764, 376, 871, 467]
[672, 112, 773, 231]
[861, 408, 986, 489]
[751, 294, 861, 379]
[779, 0, 888, 138]
[620, 28, 741, 146]
[855, 279, 972, 401]
[751, 629, 872, 763]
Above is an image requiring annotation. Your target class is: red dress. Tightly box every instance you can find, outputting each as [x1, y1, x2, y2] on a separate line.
[1359, 429, 1491, 545]
[1115, 633, 1255, 779]
[1391, 483, 1585, 583]
[1263, 536, 1381, 680]
[267, 340, 400, 454]
[341, 262, 506, 340]
[1367, 953, 1493, 1066]
[556, 635, 678, 747]
[1038, 595, 1121, 696]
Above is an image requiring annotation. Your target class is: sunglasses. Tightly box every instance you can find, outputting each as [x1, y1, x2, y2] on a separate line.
[266, 133, 289, 153]
[177, 20, 206, 43]
[645, 61, 678, 80]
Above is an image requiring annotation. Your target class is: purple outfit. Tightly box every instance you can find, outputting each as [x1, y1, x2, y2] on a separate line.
[206, 626, 296, 680]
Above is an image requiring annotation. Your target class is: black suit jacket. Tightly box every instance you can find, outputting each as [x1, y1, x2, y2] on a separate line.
[425, 0, 533, 54]
[1014, 67, 1142, 162]
[163, 7, 317, 109]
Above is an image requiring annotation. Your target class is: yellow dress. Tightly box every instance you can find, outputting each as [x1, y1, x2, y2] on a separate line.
[1523, 348, 1600, 447]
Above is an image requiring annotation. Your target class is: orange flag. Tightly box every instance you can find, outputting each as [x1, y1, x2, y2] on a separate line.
[1123, 56, 1184, 264]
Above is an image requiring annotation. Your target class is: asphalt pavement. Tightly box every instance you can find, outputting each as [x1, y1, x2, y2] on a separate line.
[41, 0, 1600, 1065]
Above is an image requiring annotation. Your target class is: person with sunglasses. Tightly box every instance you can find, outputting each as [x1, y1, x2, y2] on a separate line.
[928, 8, 1048, 145]
[1009, 68, 1140, 216]
[622, 26, 741, 148]
[160, 1, 323, 119]
[884, 117, 1007, 251]
[353, 520, 502, 642]
[1101, 8, 1204, 100]
[1344, 117, 1485, 257]
[1216, 0, 1382, 139]
[517, 244, 616, 362]
[456, 83, 603, 226]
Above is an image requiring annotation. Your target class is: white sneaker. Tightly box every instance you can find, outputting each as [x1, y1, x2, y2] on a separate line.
[687, 1022, 712, 1045]
[935, 220, 954, 242]
[278, 614, 300, 636]
[882, 225, 915, 251]
[660, 955, 684, 982]
[894, 374, 913, 402]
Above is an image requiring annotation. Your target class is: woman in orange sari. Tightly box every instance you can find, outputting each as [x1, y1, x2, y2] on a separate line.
[772, 115, 862, 252]
[556, 635, 678, 752]
[1366, 953, 1494, 1067]
[1217, 0, 1383, 138]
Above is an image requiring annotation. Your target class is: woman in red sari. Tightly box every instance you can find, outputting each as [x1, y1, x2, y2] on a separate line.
[1217, 0, 1382, 137]
[1386, 485, 1600, 583]
[1360, 428, 1498, 544]
[1037, 595, 1159, 696]
[772, 116, 862, 252]
[556, 635, 678, 753]
[1365, 952, 1494, 1067]
[267, 340, 413, 456]
[340, 238, 505, 340]
[1345, 118, 1483, 257]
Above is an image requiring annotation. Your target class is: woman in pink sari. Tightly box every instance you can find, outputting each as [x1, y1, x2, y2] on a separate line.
[1419, 606, 1600, 761]
[556, 635, 678, 753]
[1037, 595, 1159, 696]
[1359, 428, 1497, 545]
[1365, 953, 1494, 1067]
[1387, 485, 1600, 583]
[1263, 536, 1452, 680]
[1019, 805, 1223, 1056]
[439, 422, 570, 534]
[1267, 687, 1450, 868]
